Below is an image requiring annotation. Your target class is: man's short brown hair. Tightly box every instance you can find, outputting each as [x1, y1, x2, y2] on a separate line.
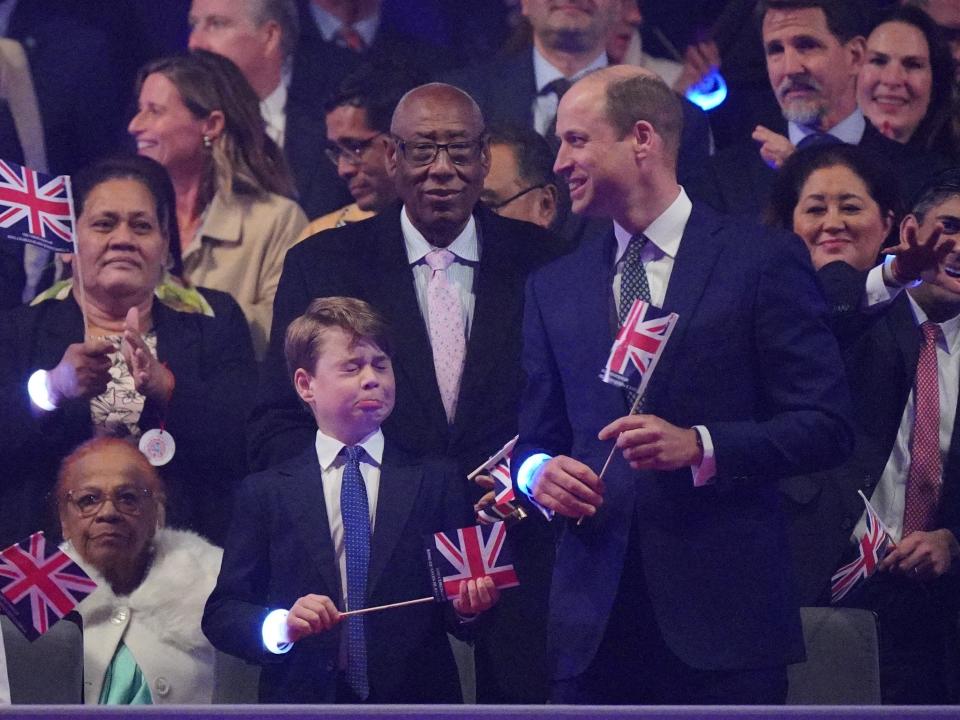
[604, 74, 683, 162]
[284, 297, 393, 382]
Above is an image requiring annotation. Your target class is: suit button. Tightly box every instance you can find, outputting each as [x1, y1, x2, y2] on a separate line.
[154, 677, 170, 697]
[111, 607, 128, 624]
[841, 516, 854, 531]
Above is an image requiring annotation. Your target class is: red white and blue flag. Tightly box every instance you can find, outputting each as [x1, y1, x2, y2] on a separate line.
[600, 299, 678, 396]
[0, 532, 97, 640]
[425, 521, 519, 601]
[830, 491, 894, 604]
[0, 159, 74, 253]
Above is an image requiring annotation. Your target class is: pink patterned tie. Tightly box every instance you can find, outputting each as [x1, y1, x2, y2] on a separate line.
[425, 248, 466, 424]
[902, 321, 943, 536]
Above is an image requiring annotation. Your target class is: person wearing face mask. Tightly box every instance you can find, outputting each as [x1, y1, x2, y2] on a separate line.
[858, 6, 958, 161]
[0, 155, 256, 547]
[57, 437, 222, 705]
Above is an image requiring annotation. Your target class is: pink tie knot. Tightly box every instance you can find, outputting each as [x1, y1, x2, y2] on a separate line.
[425, 248, 455, 273]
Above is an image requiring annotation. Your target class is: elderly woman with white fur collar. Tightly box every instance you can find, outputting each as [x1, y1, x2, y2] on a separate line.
[57, 437, 221, 705]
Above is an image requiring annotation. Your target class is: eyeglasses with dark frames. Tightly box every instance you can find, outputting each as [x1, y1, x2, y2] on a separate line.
[393, 136, 485, 167]
[482, 184, 547, 213]
[323, 132, 386, 166]
[64, 486, 155, 518]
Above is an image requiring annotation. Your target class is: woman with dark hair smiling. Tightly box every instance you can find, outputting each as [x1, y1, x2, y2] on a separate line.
[858, 6, 958, 160]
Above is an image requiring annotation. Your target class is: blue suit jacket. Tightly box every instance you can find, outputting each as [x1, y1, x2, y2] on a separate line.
[514, 202, 854, 679]
[202, 445, 472, 703]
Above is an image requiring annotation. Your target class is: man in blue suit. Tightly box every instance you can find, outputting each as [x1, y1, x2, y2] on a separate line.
[514, 65, 854, 704]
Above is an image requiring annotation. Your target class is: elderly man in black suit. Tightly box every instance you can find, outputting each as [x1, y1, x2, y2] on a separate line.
[249, 83, 559, 486]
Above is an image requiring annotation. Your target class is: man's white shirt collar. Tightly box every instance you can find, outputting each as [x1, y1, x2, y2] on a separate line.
[788, 108, 866, 147]
[907, 295, 960, 355]
[532, 46, 608, 93]
[613, 186, 691, 263]
[260, 67, 291, 144]
[314, 427, 385, 471]
[401, 206, 479, 265]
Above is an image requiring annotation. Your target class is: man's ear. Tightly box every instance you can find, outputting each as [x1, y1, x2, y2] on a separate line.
[385, 136, 399, 178]
[631, 120, 656, 161]
[537, 184, 559, 228]
[293, 367, 314, 404]
[845, 35, 866, 72]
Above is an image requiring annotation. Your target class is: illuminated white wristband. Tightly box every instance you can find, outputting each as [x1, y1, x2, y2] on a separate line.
[517, 453, 551, 496]
[261, 609, 293, 654]
[27, 369, 57, 411]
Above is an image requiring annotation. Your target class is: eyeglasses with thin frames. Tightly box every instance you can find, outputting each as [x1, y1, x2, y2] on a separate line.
[393, 136, 486, 167]
[323, 132, 386, 167]
[482, 184, 546, 213]
[63, 486, 155, 518]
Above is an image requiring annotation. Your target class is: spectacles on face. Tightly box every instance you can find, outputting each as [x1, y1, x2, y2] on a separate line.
[482, 184, 546, 213]
[324, 132, 385, 166]
[64, 486, 155, 518]
[393, 136, 485, 167]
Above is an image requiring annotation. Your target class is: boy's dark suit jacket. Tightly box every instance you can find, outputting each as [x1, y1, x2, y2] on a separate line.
[202, 445, 474, 703]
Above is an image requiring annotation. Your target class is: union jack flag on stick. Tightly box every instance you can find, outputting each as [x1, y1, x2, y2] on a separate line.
[600, 299, 678, 399]
[469, 436, 528, 525]
[0, 159, 74, 253]
[425, 521, 520, 601]
[830, 491, 895, 604]
[0, 532, 97, 640]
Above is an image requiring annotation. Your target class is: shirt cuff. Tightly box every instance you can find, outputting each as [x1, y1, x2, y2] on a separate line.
[516, 453, 554, 520]
[261, 609, 293, 654]
[690, 425, 716, 487]
[865, 258, 915, 308]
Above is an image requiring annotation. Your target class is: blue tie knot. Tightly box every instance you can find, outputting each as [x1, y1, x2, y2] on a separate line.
[344, 445, 363, 464]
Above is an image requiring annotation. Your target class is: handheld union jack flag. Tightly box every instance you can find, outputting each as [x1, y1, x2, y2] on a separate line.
[0, 532, 97, 640]
[830, 491, 895, 604]
[0, 159, 74, 253]
[600, 299, 678, 397]
[425, 522, 519, 601]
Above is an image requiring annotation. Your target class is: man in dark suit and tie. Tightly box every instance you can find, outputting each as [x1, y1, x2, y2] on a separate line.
[688, 0, 948, 218]
[514, 65, 853, 704]
[249, 82, 558, 482]
[781, 172, 960, 703]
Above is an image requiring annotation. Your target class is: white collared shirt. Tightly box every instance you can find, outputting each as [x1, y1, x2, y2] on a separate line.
[309, 3, 379, 46]
[313, 428, 384, 607]
[853, 297, 960, 542]
[260, 68, 291, 148]
[532, 47, 608, 136]
[787, 108, 866, 148]
[401, 206, 480, 337]
[612, 186, 690, 311]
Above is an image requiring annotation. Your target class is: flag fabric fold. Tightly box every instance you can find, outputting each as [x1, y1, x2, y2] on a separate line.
[830, 491, 895, 604]
[424, 522, 519, 601]
[0, 532, 97, 640]
[0, 159, 74, 253]
[600, 298, 678, 397]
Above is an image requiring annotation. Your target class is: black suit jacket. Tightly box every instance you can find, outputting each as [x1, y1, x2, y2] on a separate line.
[688, 118, 952, 219]
[781, 275, 960, 605]
[202, 445, 471, 703]
[514, 203, 853, 679]
[0, 290, 256, 545]
[248, 204, 561, 478]
[446, 49, 713, 186]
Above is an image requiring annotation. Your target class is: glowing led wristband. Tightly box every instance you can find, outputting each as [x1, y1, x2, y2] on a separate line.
[517, 453, 551, 496]
[261, 609, 293, 654]
[685, 70, 728, 112]
[27, 369, 57, 411]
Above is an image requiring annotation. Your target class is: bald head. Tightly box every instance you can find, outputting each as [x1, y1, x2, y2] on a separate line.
[391, 83, 485, 138]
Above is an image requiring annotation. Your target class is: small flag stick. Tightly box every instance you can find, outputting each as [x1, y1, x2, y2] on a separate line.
[63, 175, 91, 337]
[577, 388, 644, 527]
[339, 596, 434, 617]
[467, 436, 518, 481]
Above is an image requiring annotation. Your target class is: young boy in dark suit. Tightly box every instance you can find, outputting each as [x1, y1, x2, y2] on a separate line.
[203, 297, 498, 703]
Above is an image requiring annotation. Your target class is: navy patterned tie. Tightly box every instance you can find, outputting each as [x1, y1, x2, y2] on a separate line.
[619, 235, 651, 409]
[341, 445, 370, 699]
